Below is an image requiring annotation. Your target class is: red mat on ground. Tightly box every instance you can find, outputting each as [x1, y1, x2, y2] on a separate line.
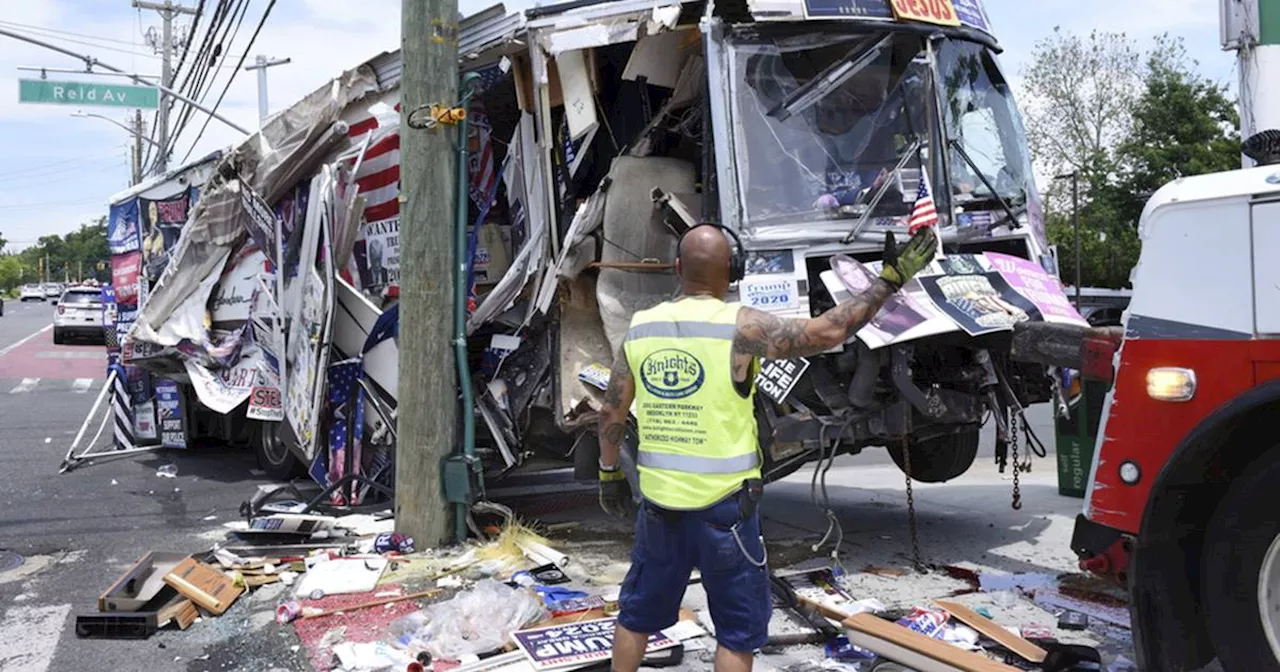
[293, 584, 422, 671]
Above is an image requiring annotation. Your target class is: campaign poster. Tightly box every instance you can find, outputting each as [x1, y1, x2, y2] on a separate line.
[952, 0, 991, 31]
[512, 618, 677, 671]
[133, 401, 158, 441]
[111, 251, 143, 307]
[917, 254, 1042, 336]
[240, 180, 279, 269]
[984, 252, 1085, 325]
[756, 358, 810, 404]
[349, 216, 400, 292]
[108, 199, 140, 254]
[155, 379, 187, 449]
[139, 191, 192, 282]
[830, 255, 937, 346]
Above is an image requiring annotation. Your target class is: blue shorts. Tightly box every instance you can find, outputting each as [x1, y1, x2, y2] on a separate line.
[616, 495, 770, 652]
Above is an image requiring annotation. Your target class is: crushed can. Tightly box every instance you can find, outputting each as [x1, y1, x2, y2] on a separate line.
[895, 607, 950, 639]
[373, 532, 415, 554]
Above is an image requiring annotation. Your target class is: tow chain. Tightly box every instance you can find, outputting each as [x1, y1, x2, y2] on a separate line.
[900, 436, 925, 572]
[1009, 409, 1022, 510]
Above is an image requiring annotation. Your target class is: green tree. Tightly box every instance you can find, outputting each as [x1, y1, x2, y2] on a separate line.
[1030, 34, 1240, 289]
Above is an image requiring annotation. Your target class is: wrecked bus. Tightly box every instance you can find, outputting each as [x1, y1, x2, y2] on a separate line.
[98, 0, 1082, 515]
[472, 0, 1076, 495]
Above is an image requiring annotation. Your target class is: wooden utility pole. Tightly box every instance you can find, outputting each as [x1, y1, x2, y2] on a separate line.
[397, 0, 460, 546]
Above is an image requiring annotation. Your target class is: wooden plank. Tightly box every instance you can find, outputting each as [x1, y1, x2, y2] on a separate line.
[163, 557, 244, 616]
[841, 613, 1019, 672]
[935, 600, 1047, 664]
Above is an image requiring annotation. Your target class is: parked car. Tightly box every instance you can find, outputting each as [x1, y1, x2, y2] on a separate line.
[53, 287, 104, 344]
[20, 284, 45, 301]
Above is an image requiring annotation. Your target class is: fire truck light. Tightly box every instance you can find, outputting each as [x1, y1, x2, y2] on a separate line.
[1146, 367, 1196, 402]
[1119, 461, 1141, 485]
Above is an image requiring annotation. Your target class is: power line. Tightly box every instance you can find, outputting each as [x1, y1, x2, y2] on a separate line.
[178, 0, 265, 164]
[0, 157, 130, 185]
[0, 196, 108, 212]
[170, 0, 248, 150]
[157, 0, 243, 171]
[0, 20, 144, 46]
[2, 25, 159, 60]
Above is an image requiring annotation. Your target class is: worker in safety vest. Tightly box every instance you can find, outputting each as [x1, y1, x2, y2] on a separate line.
[597, 223, 939, 672]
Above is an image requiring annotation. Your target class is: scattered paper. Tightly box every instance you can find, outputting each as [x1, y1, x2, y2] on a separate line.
[294, 558, 388, 598]
[662, 620, 707, 642]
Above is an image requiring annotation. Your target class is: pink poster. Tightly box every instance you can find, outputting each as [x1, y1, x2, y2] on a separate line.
[111, 250, 143, 307]
[984, 252, 1084, 323]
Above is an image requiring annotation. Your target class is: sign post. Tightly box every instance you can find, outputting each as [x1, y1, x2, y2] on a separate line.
[18, 79, 159, 109]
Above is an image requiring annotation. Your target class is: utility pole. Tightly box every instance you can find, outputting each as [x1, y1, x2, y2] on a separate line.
[131, 110, 145, 185]
[244, 55, 291, 123]
[398, 0, 460, 546]
[134, 0, 197, 173]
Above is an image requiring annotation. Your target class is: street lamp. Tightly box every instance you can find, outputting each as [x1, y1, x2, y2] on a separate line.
[71, 111, 160, 186]
[70, 112, 161, 148]
[1053, 171, 1082, 309]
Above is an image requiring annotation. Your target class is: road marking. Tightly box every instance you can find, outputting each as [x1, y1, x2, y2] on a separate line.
[0, 604, 71, 672]
[9, 378, 39, 394]
[72, 378, 95, 394]
[0, 325, 52, 358]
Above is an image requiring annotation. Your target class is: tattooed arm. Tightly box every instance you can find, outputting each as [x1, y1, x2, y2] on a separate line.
[733, 278, 895, 363]
[598, 348, 636, 469]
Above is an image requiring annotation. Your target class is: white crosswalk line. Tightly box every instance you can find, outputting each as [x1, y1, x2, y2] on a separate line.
[0, 604, 71, 672]
[72, 378, 95, 394]
[9, 378, 39, 394]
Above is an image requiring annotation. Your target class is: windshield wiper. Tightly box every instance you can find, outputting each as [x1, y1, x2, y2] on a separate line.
[948, 138, 1023, 230]
[841, 137, 923, 244]
[768, 33, 894, 122]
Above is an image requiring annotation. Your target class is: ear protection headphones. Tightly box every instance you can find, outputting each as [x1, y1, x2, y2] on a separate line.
[676, 223, 747, 283]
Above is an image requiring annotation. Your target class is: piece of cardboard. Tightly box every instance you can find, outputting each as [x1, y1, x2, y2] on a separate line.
[98, 551, 190, 612]
[841, 612, 1019, 672]
[155, 594, 199, 631]
[935, 600, 1048, 663]
[556, 49, 598, 140]
[622, 31, 691, 89]
[164, 557, 244, 616]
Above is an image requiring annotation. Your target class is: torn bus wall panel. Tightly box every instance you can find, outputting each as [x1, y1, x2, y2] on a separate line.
[131, 61, 379, 350]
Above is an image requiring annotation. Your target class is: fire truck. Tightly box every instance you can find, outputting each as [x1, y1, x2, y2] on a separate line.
[1067, 2, 1280, 669]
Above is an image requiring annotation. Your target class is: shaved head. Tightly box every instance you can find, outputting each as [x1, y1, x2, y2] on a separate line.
[677, 225, 732, 298]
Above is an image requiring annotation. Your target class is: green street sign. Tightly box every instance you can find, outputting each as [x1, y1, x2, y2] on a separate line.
[18, 79, 159, 109]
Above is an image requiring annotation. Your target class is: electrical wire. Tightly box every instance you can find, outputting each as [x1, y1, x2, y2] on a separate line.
[179, 0, 275, 164]
[0, 20, 148, 46]
[165, 0, 251, 168]
[0, 196, 110, 211]
[146, 0, 238, 172]
[1, 25, 163, 59]
[142, 0, 226, 174]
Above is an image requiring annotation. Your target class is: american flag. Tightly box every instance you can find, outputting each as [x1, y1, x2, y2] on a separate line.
[907, 172, 939, 234]
[468, 96, 497, 209]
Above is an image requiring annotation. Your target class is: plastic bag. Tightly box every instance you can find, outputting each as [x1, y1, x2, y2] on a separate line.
[415, 579, 546, 659]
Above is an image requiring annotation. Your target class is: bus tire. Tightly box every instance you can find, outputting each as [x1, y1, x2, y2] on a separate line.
[1202, 448, 1280, 671]
[888, 429, 980, 483]
[252, 420, 307, 480]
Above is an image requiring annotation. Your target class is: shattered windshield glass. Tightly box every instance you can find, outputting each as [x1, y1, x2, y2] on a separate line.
[937, 40, 1033, 212]
[729, 29, 932, 227]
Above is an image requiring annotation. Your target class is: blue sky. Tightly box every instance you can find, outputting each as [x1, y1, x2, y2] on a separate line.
[0, 0, 1232, 251]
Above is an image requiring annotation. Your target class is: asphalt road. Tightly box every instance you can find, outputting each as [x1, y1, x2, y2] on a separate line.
[0, 298, 289, 672]
[0, 299, 1069, 672]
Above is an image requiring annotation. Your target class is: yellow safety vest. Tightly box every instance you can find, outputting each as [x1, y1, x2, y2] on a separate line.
[623, 296, 761, 510]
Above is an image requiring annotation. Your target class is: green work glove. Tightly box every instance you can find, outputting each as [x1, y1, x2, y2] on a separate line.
[599, 465, 632, 518]
[879, 227, 938, 289]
